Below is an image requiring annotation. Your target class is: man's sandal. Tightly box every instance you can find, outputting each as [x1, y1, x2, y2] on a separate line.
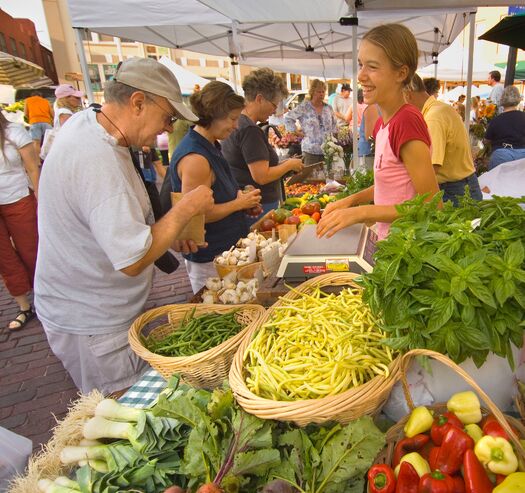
[8, 307, 35, 330]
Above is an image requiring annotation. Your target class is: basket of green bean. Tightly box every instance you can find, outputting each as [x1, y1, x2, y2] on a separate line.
[229, 273, 401, 425]
[128, 303, 266, 388]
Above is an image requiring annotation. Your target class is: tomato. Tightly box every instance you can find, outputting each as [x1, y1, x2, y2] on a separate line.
[284, 215, 301, 225]
[311, 212, 321, 223]
[292, 208, 302, 216]
[301, 201, 321, 216]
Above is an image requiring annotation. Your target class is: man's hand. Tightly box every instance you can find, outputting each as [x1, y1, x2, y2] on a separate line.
[177, 185, 214, 217]
[236, 189, 261, 210]
[172, 239, 208, 255]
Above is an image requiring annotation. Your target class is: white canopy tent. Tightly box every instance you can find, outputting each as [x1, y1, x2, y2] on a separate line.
[67, 0, 512, 160]
[159, 57, 210, 95]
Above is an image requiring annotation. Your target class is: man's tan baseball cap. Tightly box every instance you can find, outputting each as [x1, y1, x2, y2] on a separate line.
[113, 57, 198, 122]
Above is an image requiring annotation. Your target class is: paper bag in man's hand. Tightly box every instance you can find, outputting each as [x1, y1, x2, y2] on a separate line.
[171, 192, 206, 245]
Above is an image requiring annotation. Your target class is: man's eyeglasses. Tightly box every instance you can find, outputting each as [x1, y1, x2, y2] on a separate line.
[263, 96, 280, 112]
[146, 95, 178, 126]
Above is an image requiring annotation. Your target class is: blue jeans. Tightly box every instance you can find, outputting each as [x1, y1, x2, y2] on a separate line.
[439, 173, 482, 207]
[489, 148, 525, 171]
[29, 122, 52, 141]
[246, 200, 279, 227]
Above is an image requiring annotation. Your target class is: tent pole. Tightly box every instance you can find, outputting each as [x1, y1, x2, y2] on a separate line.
[464, 11, 476, 133]
[73, 28, 94, 104]
[433, 27, 439, 79]
[352, 21, 358, 171]
[504, 47, 517, 86]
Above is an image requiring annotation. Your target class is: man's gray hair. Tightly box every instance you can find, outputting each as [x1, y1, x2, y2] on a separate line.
[104, 80, 153, 105]
[501, 85, 521, 108]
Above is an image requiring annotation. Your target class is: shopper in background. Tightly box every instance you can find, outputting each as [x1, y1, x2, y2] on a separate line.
[453, 94, 466, 121]
[170, 81, 261, 293]
[487, 70, 504, 114]
[423, 77, 440, 99]
[284, 79, 337, 165]
[318, 23, 439, 240]
[345, 87, 367, 128]
[485, 85, 525, 170]
[53, 84, 84, 130]
[35, 57, 213, 394]
[332, 83, 352, 127]
[0, 113, 40, 330]
[222, 68, 303, 221]
[156, 132, 170, 166]
[405, 73, 482, 206]
[357, 103, 380, 170]
[24, 90, 53, 156]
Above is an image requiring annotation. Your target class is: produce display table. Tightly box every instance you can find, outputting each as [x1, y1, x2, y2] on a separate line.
[255, 274, 300, 307]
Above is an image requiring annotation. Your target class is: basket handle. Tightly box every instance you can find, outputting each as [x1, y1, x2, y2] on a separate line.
[400, 349, 525, 464]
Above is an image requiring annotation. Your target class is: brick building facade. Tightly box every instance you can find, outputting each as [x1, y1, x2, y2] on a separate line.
[0, 8, 58, 84]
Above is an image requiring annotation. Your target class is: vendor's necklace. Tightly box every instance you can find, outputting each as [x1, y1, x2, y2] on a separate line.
[98, 109, 130, 147]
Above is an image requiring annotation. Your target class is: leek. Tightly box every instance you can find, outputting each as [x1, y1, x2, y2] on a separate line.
[94, 399, 145, 422]
[37, 479, 79, 493]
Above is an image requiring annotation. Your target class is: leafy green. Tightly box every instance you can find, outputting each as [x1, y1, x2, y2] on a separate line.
[361, 193, 525, 367]
[335, 169, 374, 200]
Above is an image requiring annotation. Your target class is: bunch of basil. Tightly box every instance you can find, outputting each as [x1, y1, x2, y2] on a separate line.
[361, 194, 525, 368]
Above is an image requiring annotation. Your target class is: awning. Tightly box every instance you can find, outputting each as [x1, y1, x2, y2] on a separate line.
[496, 60, 525, 81]
[479, 14, 525, 51]
[0, 52, 53, 88]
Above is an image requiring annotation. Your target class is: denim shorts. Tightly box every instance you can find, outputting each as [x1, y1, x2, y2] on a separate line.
[29, 122, 52, 141]
[439, 172, 482, 206]
[489, 147, 525, 171]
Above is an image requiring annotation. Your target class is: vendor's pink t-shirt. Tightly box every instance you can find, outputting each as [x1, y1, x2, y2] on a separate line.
[373, 104, 431, 239]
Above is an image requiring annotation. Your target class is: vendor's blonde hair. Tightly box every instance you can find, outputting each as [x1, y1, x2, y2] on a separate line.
[56, 96, 81, 113]
[308, 79, 326, 99]
[363, 23, 419, 87]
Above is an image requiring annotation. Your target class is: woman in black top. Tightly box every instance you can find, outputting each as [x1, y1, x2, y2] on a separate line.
[485, 85, 525, 170]
[221, 68, 303, 221]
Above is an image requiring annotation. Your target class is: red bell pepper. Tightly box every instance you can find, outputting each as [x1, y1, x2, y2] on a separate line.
[396, 461, 420, 493]
[450, 476, 465, 493]
[463, 449, 493, 493]
[430, 412, 463, 445]
[429, 447, 440, 471]
[394, 435, 431, 466]
[495, 474, 506, 485]
[418, 470, 455, 493]
[368, 464, 396, 493]
[433, 427, 474, 475]
[481, 415, 517, 441]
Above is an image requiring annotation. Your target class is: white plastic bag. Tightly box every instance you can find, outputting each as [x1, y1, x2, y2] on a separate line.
[0, 427, 32, 492]
[39, 128, 58, 161]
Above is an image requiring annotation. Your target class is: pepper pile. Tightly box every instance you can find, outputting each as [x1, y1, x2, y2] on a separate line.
[367, 391, 524, 493]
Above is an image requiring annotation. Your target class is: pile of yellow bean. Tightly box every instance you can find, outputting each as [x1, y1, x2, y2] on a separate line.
[243, 286, 394, 401]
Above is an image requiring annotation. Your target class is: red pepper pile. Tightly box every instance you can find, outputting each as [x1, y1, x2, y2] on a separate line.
[367, 406, 519, 493]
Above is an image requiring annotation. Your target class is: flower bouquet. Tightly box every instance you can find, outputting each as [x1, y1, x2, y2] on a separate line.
[321, 134, 345, 178]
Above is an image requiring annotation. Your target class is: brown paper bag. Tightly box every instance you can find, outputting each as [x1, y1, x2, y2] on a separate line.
[171, 192, 206, 245]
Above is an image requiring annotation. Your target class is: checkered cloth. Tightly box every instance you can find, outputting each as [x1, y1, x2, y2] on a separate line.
[118, 368, 167, 408]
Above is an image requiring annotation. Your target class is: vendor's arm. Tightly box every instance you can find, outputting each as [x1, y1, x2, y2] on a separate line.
[249, 158, 303, 185]
[178, 153, 260, 223]
[121, 185, 213, 276]
[19, 143, 40, 198]
[323, 185, 374, 215]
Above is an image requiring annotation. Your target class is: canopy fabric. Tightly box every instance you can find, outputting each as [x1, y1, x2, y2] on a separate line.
[66, 0, 503, 78]
[479, 14, 525, 51]
[159, 57, 210, 94]
[496, 60, 525, 81]
[0, 52, 53, 88]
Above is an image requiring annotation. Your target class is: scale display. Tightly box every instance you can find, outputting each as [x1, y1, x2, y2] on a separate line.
[277, 224, 377, 281]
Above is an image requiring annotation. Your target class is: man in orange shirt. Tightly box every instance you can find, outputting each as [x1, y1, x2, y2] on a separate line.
[24, 90, 54, 156]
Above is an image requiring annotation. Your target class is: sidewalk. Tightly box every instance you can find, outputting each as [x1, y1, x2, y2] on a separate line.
[0, 257, 193, 452]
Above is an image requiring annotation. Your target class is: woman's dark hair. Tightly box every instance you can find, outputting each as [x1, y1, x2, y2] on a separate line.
[357, 88, 364, 104]
[190, 81, 245, 128]
[423, 77, 440, 96]
[0, 112, 8, 154]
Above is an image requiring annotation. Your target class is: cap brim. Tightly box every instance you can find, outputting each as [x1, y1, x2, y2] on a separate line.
[168, 99, 198, 122]
[72, 90, 84, 97]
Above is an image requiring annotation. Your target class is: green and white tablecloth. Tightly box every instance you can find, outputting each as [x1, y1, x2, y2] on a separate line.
[118, 368, 167, 408]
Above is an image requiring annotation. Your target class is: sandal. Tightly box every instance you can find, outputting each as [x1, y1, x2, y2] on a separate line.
[8, 306, 35, 330]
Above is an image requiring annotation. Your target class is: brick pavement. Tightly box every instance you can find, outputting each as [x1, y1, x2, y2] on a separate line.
[0, 256, 193, 452]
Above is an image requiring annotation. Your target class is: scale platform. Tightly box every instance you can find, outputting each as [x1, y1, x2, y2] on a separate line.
[276, 224, 377, 281]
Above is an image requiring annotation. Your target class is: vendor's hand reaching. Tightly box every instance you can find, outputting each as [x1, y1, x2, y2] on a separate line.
[236, 188, 261, 210]
[286, 158, 304, 173]
[316, 207, 365, 239]
[323, 196, 352, 216]
[177, 185, 214, 217]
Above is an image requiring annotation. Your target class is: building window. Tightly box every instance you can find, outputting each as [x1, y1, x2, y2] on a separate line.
[19, 42, 27, 60]
[88, 64, 102, 91]
[102, 64, 118, 81]
[10, 37, 18, 56]
[99, 34, 113, 42]
[0, 33, 7, 53]
[206, 59, 219, 67]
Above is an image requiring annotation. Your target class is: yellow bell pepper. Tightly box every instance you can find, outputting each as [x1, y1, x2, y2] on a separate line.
[403, 406, 434, 437]
[447, 391, 482, 424]
[493, 472, 525, 493]
[474, 435, 518, 475]
[299, 214, 311, 223]
[394, 452, 431, 478]
[464, 423, 484, 443]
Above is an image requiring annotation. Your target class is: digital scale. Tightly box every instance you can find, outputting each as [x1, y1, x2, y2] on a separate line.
[276, 224, 377, 282]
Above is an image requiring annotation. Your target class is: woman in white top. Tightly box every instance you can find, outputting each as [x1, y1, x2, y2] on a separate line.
[53, 84, 84, 130]
[0, 112, 40, 329]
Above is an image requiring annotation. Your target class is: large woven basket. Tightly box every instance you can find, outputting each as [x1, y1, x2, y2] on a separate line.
[229, 273, 401, 426]
[375, 349, 525, 467]
[129, 303, 266, 388]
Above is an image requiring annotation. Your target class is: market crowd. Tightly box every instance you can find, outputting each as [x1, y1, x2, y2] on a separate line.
[1, 22, 524, 396]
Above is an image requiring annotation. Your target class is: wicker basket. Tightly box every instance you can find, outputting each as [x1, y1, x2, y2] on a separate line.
[374, 349, 525, 467]
[129, 303, 266, 388]
[237, 261, 264, 281]
[229, 273, 401, 426]
[213, 257, 258, 279]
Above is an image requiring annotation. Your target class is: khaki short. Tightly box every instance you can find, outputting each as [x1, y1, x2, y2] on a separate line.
[44, 326, 148, 395]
